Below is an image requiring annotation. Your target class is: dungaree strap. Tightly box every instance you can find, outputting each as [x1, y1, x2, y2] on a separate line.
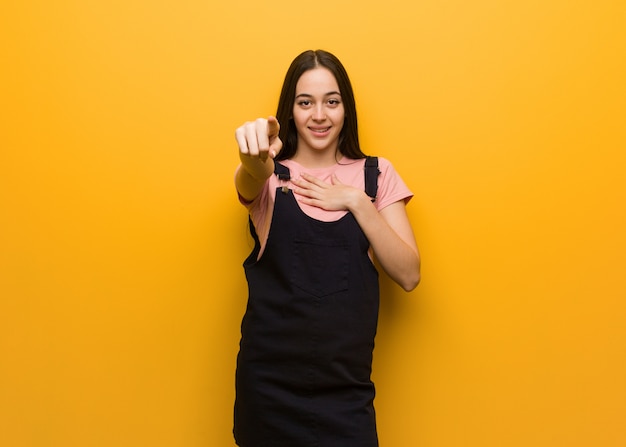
[364, 156, 380, 202]
[274, 162, 291, 180]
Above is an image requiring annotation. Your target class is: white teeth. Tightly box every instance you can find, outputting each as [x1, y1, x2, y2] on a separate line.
[311, 127, 330, 133]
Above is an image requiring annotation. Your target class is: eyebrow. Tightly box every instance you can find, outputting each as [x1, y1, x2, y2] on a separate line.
[295, 91, 342, 98]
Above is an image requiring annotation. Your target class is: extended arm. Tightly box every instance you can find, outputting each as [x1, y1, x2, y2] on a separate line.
[234, 117, 283, 201]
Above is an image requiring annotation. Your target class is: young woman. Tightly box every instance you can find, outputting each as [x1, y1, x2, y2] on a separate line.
[233, 49, 420, 447]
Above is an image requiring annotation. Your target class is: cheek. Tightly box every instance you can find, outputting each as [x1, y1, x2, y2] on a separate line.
[291, 110, 305, 128]
[293, 116, 308, 133]
[334, 106, 345, 121]
[334, 109, 346, 128]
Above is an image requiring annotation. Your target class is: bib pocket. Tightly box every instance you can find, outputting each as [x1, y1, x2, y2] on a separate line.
[291, 239, 349, 298]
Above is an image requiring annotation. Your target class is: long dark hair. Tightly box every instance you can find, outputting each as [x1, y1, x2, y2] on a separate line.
[274, 50, 366, 161]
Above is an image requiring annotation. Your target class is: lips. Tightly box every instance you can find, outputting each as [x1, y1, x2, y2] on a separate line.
[309, 126, 331, 134]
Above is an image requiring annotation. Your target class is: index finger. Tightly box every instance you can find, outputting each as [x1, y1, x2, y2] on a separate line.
[267, 116, 280, 138]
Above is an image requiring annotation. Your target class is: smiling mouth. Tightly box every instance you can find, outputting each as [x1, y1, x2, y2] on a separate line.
[309, 127, 331, 134]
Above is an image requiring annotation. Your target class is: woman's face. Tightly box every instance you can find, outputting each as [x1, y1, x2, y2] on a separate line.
[292, 67, 345, 155]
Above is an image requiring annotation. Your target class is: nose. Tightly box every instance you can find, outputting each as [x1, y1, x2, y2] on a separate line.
[312, 104, 326, 121]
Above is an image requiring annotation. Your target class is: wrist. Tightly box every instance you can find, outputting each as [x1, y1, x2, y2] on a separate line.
[347, 189, 374, 215]
[240, 154, 274, 183]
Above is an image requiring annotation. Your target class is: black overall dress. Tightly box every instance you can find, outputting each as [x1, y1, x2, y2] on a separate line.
[235, 158, 381, 447]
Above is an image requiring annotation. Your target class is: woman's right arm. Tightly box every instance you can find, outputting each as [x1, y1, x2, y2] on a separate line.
[234, 117, 283, 201]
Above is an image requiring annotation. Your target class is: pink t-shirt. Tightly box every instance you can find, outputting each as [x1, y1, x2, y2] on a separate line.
[237, 156, 413, 257]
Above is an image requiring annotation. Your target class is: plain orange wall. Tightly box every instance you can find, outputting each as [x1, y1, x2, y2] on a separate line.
[1, 1, 625, 446]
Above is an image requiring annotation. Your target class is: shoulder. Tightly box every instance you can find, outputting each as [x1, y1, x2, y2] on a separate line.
[357, 156, 406, 185]
[369, 156, 414, 209]
[367, 156, 404, 179]
[371, 156, 394, 171]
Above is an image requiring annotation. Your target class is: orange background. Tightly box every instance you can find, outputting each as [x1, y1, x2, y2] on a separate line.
[1, 1, 625, 446]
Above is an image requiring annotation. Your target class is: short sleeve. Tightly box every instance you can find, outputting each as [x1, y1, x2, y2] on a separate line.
[374, 157, 413, 211]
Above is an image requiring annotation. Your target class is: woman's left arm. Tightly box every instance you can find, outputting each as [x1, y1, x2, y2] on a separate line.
[292, 173, 421, 291]
[351, 197, 421, 291]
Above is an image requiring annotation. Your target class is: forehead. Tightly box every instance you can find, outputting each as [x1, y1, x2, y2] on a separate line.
[295, 67, 340, 94]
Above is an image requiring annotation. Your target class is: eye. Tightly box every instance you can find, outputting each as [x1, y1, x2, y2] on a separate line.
[297, 100, 312, 107]
[327, 98, 341, 107]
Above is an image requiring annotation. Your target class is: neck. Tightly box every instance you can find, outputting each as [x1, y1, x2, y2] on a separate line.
[291, 148, 340, 169]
